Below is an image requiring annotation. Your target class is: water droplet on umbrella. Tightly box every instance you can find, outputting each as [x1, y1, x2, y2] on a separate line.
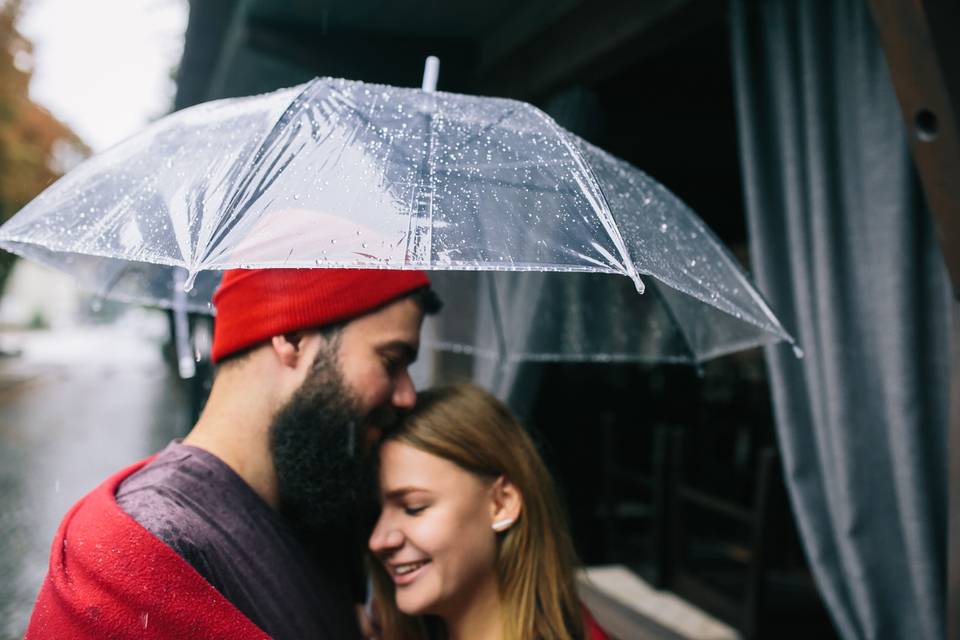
[660, 223, 668, 233]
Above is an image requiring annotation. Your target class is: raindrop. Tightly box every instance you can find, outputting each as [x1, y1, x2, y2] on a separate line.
[792, 344, 805, 359]
[293, 194, 300, 200]
[689, 259, 697, 267]
[330, 239, 337, 245]
[659, 223, 668, 233]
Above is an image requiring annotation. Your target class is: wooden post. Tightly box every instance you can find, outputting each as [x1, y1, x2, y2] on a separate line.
[867, 1, 960, 637]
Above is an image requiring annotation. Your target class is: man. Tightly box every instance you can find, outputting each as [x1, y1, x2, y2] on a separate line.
[26, 267, 441, 640]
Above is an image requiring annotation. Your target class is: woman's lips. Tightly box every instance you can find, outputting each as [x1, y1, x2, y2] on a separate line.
[391, 559, 431, 586]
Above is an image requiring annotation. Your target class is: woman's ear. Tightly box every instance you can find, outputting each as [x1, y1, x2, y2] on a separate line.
[490, 476, 522, 533]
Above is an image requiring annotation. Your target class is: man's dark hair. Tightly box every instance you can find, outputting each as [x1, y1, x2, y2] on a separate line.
[408, 285, 443, 316]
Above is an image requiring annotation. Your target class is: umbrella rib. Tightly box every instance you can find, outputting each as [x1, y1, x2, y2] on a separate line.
[526, 108, 643, 292]
[201, 80, 322, 265]
[407, 99, 439, 267]
[652, 282, 699, 364]
[202, 132, 303, 265]
[485, 272, 509, 363]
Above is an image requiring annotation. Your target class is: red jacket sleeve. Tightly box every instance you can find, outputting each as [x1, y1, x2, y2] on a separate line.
[583, 603, 610, 640]
[26, 457, 270, 640]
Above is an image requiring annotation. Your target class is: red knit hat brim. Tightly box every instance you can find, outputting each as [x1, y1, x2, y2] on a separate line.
[211, 268, 430, 363]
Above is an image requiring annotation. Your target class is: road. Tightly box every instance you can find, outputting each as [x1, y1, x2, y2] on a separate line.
[0, 325, 190, 638]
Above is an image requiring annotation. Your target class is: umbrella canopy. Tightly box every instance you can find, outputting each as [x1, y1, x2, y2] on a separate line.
[0, 76, 795, 364]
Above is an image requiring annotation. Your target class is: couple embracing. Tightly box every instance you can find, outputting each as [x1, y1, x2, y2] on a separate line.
[26, 268, 607, 640]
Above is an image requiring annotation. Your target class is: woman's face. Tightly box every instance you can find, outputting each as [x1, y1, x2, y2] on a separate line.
[369, 440, 500, 619]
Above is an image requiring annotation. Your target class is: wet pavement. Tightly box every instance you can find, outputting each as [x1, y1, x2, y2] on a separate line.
[0, 326, 190, 639]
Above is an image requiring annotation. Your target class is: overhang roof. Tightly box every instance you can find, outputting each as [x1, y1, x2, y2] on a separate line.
[175, 0, 719, 108]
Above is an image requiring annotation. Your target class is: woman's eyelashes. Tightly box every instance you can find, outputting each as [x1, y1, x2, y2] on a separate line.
[403, 505, 428, 516]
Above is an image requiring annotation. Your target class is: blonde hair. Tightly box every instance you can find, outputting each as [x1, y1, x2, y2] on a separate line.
[370, 383, 586, 640]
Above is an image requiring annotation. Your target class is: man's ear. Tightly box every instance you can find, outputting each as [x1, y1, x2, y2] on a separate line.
[489, 476, 522, 533]
[271, 332, 305, 369]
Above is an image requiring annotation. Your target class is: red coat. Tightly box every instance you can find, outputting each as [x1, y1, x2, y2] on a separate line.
[26, 457, 269, 640]
[583, 604, 611, 640]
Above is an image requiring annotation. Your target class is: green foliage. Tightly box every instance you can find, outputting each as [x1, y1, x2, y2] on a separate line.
[0, 0, 89, 294]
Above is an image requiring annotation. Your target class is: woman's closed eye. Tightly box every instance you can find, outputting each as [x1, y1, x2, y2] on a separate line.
[404, 505, 427, 516]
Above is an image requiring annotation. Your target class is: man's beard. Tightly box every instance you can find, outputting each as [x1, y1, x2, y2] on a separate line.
[268, 344, 380, 545]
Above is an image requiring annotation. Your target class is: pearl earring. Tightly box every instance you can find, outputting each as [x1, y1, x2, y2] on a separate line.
[492, 518, 514, 532]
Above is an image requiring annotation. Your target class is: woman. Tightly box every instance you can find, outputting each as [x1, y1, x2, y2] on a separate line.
[367, 383, 608, 640]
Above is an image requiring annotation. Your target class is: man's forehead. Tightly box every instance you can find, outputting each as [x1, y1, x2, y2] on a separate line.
[359, 296, 423, 326]
[341, 297, 424, 341]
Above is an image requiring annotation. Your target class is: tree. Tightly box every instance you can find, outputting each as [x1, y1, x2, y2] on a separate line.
[0, 0, 89, 294]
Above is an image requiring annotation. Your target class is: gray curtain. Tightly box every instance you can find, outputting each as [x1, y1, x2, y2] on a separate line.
[730, 1, 951, 638]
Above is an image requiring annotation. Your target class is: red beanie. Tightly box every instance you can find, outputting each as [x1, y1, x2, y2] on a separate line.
[211, 268, 431, 363]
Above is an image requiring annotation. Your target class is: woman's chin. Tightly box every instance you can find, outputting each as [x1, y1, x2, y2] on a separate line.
[397, 599, 432, 617]
[396, 592, 439, 618]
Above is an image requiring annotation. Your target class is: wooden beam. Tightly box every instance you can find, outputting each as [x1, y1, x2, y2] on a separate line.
[868, 0, 960, 295]
[242, 20, 476, 92]
[476, 0, 722, 101]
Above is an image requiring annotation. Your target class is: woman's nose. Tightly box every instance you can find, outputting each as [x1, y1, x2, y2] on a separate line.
[369, 521, 405, 553]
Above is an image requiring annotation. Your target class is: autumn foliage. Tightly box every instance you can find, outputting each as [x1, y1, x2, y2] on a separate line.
[0, 0, 88, 293]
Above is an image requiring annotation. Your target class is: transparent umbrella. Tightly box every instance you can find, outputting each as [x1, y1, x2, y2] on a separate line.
[0, 70, 796, 374]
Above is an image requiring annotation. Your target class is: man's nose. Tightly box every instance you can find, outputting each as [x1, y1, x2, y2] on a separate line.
[369, 522, 405, 553]
[391, 370, 416, 409]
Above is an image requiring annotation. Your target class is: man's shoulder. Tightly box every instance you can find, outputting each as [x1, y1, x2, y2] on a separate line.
[115, 446, 238, 584]
[116, 444, 230, 548]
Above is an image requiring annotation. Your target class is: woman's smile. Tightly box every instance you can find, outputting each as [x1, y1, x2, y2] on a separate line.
[390, 558, 432, 585]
